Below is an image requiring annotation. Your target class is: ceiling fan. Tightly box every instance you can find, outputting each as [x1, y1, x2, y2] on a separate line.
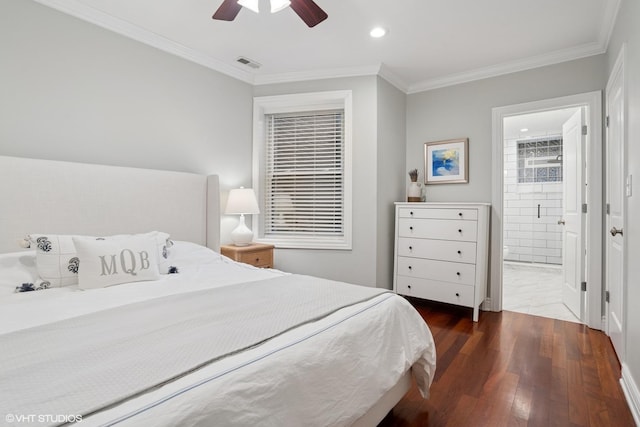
[212, 0, 328, 28]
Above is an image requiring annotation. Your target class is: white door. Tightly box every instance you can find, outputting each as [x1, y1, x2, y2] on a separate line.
[606, 55, 625, 361]
[560, 109, 585, 319]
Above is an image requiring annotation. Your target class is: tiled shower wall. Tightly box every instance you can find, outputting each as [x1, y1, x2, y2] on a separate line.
[503, 137, 563, 265]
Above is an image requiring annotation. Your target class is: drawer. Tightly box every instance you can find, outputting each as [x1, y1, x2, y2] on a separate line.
[397, 256, 476, 286]
[237, 249, 273, 268]
[397, 238, 477, 264]
[398, 218, 478, 242]
[398, 207, 478, 221]
[395, 275, 474, 307]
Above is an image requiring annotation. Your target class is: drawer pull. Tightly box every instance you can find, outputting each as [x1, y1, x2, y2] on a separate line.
[410, 211, 414, 216]
[455, 292, 460, 297]
[409, 246, 413, 251]
[458, 229, 462, 233]
[256, 258, 260, 262]
[458, 212, 463, 217]
[407, 285, 412, 289]
[408, 266, 412, 270]
[457, 250, 461, 254]
[456, 272, 461, 276]
[409, 226, 413, 231]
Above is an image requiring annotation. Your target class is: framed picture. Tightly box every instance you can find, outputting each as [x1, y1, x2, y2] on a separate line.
[424, 138, 469, 184]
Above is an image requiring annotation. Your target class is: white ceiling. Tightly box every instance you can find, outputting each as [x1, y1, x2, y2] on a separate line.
[34, 0, 620, 93]
[504, 108, 579, 140]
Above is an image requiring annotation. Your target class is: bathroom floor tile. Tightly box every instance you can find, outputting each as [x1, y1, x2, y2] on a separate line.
[503, 261, 580, 323]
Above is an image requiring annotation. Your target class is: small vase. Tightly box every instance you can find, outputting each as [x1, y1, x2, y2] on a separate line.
[407, 182, 422, 202]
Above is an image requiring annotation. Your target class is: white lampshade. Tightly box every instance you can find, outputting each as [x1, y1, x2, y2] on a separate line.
[238, 0, 259, 13]
[270, 0, 291, 13]
[225, 187, 260, 246]
[225, 187, 260, 215]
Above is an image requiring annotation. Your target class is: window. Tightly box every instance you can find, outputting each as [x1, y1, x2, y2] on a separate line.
[252, 91, 352, 249]
[517, 137, 563, 183]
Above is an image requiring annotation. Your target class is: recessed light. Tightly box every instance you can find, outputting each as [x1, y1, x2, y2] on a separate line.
[370, 27, 387, 38]
[520, 128, 529, 132]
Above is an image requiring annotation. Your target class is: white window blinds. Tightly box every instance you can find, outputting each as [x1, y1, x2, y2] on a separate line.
[264, 110, 345, 239]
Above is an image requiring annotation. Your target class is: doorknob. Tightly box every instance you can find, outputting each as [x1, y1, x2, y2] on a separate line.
[610, 226, 623, 237]
[558, 219, 565, 225]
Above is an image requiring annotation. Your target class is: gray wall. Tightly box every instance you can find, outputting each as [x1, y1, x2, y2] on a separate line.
[407, 56, 607, 302]
[253, 76, 380, 286]
[606, 0, 640, 404]
[376, 77, 407, 288]
[0, 0, 253, 191]
[407, 55, 607, 203]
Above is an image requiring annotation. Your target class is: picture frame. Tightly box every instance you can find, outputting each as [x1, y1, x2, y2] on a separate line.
[424, 138, 469, 184]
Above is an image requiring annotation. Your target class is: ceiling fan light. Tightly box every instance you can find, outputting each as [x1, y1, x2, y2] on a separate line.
[270, 0, 291, 13]
[238, 0, 259, 14]
[271, 0, 291, 13]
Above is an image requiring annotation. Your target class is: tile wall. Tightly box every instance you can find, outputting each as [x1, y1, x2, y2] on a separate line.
[503, 136, 563, 265]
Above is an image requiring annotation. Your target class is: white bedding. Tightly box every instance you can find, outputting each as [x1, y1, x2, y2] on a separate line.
[0, 242, 436, 427]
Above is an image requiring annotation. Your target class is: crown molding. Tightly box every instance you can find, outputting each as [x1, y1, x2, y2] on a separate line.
[252, 64, 381, 86]
[33, 0, 255, 84]
[33, 0, 620, 95]
[601, 0, 622, 50]
[407, 41, 606, 94]
[377, 64, 409, 93]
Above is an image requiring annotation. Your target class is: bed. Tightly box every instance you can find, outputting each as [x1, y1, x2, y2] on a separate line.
[0, 156, 436, 427]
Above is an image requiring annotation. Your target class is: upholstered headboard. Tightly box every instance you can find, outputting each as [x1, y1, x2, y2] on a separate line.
[0, 156, 220, 254]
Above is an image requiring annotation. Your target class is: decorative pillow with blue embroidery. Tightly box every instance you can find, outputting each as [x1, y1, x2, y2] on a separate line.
[27, 232, 173, 287]
[15, 281, 51, 293]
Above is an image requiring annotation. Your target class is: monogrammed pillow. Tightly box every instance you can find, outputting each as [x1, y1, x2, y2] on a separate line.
[72, 235, 161, 289]
[27, 231, 172, 286]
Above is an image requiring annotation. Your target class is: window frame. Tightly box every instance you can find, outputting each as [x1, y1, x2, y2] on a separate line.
[252, 91, 353, 250]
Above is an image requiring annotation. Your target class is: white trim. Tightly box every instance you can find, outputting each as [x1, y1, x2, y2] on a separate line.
[621, 364, 640, 426]
[408, 42, 605, 94]
[33, 0, 254, 84]
[253, 65, 380, 86]
[601, 0, 623, 51]
[491, 91, 603, 330]
[377, 64, 410, 93]
[251, 91, 353, 250]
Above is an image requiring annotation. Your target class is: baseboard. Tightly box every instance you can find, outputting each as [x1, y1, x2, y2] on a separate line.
[620, 364, 640, 426]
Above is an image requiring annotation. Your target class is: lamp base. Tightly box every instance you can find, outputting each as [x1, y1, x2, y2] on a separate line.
[231, 214, 254, 246]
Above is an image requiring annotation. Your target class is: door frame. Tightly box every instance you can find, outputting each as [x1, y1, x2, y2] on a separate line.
[490, 91, 603, 329]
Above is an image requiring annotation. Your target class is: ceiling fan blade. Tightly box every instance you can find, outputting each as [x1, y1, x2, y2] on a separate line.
[290, 0, 328, 27]
[212, 0, 242, 21]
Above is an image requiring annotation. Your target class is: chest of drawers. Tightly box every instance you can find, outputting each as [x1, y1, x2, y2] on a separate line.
[393, 203, 490, 322]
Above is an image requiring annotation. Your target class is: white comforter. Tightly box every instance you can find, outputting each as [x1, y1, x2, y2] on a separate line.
[0, 242, 436, 427]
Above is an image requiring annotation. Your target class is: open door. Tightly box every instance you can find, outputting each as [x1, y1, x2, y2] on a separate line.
[560, 109, 585, 320]
[606, 54, 625, 361]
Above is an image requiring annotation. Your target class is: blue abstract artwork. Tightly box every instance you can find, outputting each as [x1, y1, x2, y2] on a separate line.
[431, 148, 460, 176]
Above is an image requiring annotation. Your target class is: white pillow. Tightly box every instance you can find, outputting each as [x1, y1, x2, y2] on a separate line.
[0, 251, 52, 295]
[27, 231, 172, 286]
[73, 235, 160, 289]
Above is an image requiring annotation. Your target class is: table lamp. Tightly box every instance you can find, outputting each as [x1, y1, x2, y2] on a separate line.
[225, 187, 260, 246]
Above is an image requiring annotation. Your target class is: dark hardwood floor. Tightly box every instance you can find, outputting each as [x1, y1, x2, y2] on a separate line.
[379, 299, 635, 427]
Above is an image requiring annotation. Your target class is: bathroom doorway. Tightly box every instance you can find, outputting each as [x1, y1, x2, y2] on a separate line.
[501, 108, 581, 323]
[491, 91, 603, 330]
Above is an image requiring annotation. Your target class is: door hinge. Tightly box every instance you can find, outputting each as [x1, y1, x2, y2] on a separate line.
[582, 203, 588, 213]
[605, 290, 610, 303]
[606, 116, 610, 128]
[606, 203, 610, 214]
[582, 125, 588, 136]
[581, 282, 587, 292]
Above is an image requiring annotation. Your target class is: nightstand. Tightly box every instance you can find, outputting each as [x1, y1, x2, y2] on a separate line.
[220, 243, 275, 268]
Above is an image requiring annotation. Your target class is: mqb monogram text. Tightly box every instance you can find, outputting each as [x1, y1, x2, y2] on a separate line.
[99, 250, 151, 276]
